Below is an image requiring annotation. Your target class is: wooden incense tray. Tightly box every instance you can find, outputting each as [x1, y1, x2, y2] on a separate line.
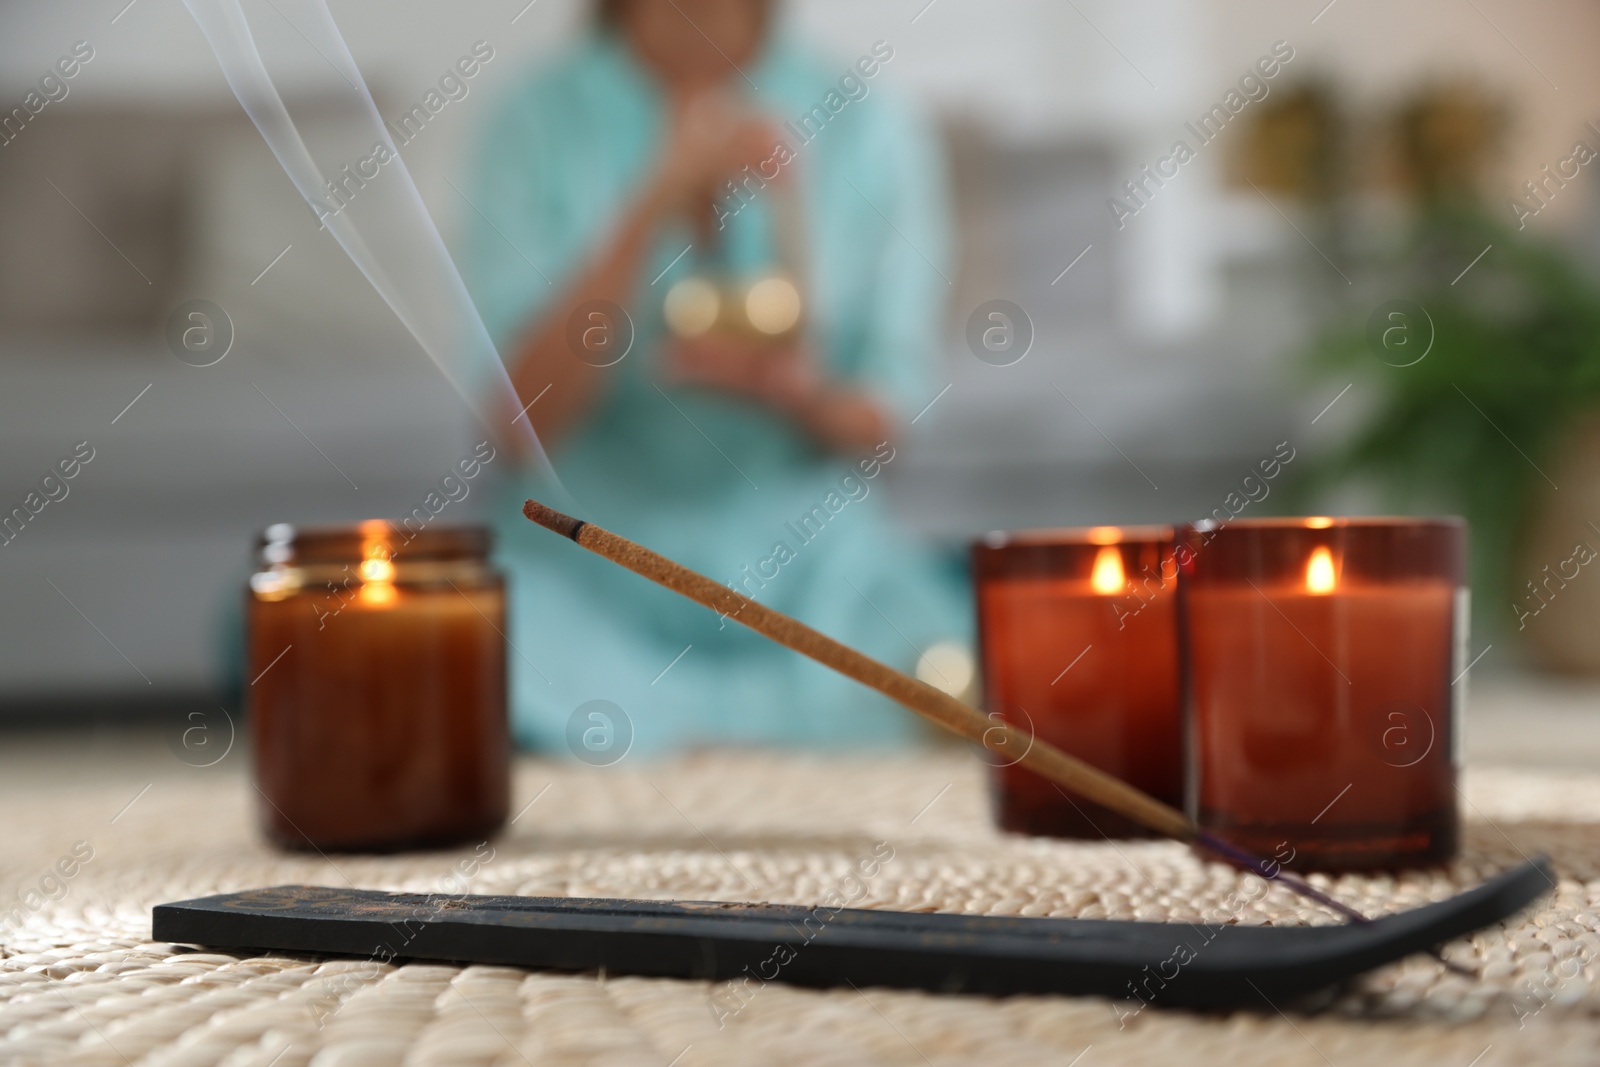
[153, 858, 1549, 1007]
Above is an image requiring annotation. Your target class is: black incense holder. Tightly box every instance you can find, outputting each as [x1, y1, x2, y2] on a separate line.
[154, 858, 1549, 1008]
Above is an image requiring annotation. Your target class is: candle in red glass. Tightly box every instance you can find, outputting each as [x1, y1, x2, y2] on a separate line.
[1180, 517, 1464, 871]
[972, 527, 1182, 838]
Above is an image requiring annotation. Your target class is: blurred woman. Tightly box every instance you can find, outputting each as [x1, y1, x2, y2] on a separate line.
[467, 0, 967, 755]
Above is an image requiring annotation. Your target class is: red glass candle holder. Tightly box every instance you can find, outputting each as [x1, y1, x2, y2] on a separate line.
[973, 527, 1183, 838]
[1179, 517, 1464, 871]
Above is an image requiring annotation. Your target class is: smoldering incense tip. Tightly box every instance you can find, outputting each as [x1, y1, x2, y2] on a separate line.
[523, 499, 586, 542]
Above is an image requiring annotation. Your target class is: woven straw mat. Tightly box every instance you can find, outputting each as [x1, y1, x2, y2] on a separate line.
[2, 742, 1598, 1066]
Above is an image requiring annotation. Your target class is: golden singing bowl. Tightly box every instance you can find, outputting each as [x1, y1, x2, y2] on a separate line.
[662, 277, 721, 339]
[662, 274, 803, 342]
[744, 276, 803, 337]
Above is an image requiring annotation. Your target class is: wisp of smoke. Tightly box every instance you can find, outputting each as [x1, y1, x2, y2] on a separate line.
[182, 0, 563, 491]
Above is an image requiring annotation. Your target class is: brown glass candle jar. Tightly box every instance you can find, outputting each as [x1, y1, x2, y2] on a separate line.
[1179, 517, 1464, 871]
[247, 521, 509, 851]
[973, 527, 1183, 838]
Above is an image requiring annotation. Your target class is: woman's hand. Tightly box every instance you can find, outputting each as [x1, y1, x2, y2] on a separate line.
[660, 335, 895, 454]
[662, 334, 819, 410]
[652, 91, 782, 215]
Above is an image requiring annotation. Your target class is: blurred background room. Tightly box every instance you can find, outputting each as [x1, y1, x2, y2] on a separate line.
[2, 0, 1600, 762]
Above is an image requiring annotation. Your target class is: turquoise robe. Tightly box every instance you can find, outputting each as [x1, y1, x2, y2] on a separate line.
[465, 33, 968, 755]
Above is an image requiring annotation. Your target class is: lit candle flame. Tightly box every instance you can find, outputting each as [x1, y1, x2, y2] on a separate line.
[359, 527, 396, 605]
[359, 557, 395, 583]
[359, 580, 397, 606]
[1090, 546, 1126, 595]
[1306, 546, 1337, 594]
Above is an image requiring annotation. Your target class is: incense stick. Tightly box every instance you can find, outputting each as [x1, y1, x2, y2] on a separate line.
[522, 499, 1368, 923]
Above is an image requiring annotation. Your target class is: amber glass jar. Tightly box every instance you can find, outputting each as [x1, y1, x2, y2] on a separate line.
[972, 527, 1183, 838]
[247, 521, 509, 851]
[1180, 517, 1464, 871]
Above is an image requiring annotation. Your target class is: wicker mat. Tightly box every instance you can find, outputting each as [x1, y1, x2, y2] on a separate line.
[2, 742, 1598, 1066]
